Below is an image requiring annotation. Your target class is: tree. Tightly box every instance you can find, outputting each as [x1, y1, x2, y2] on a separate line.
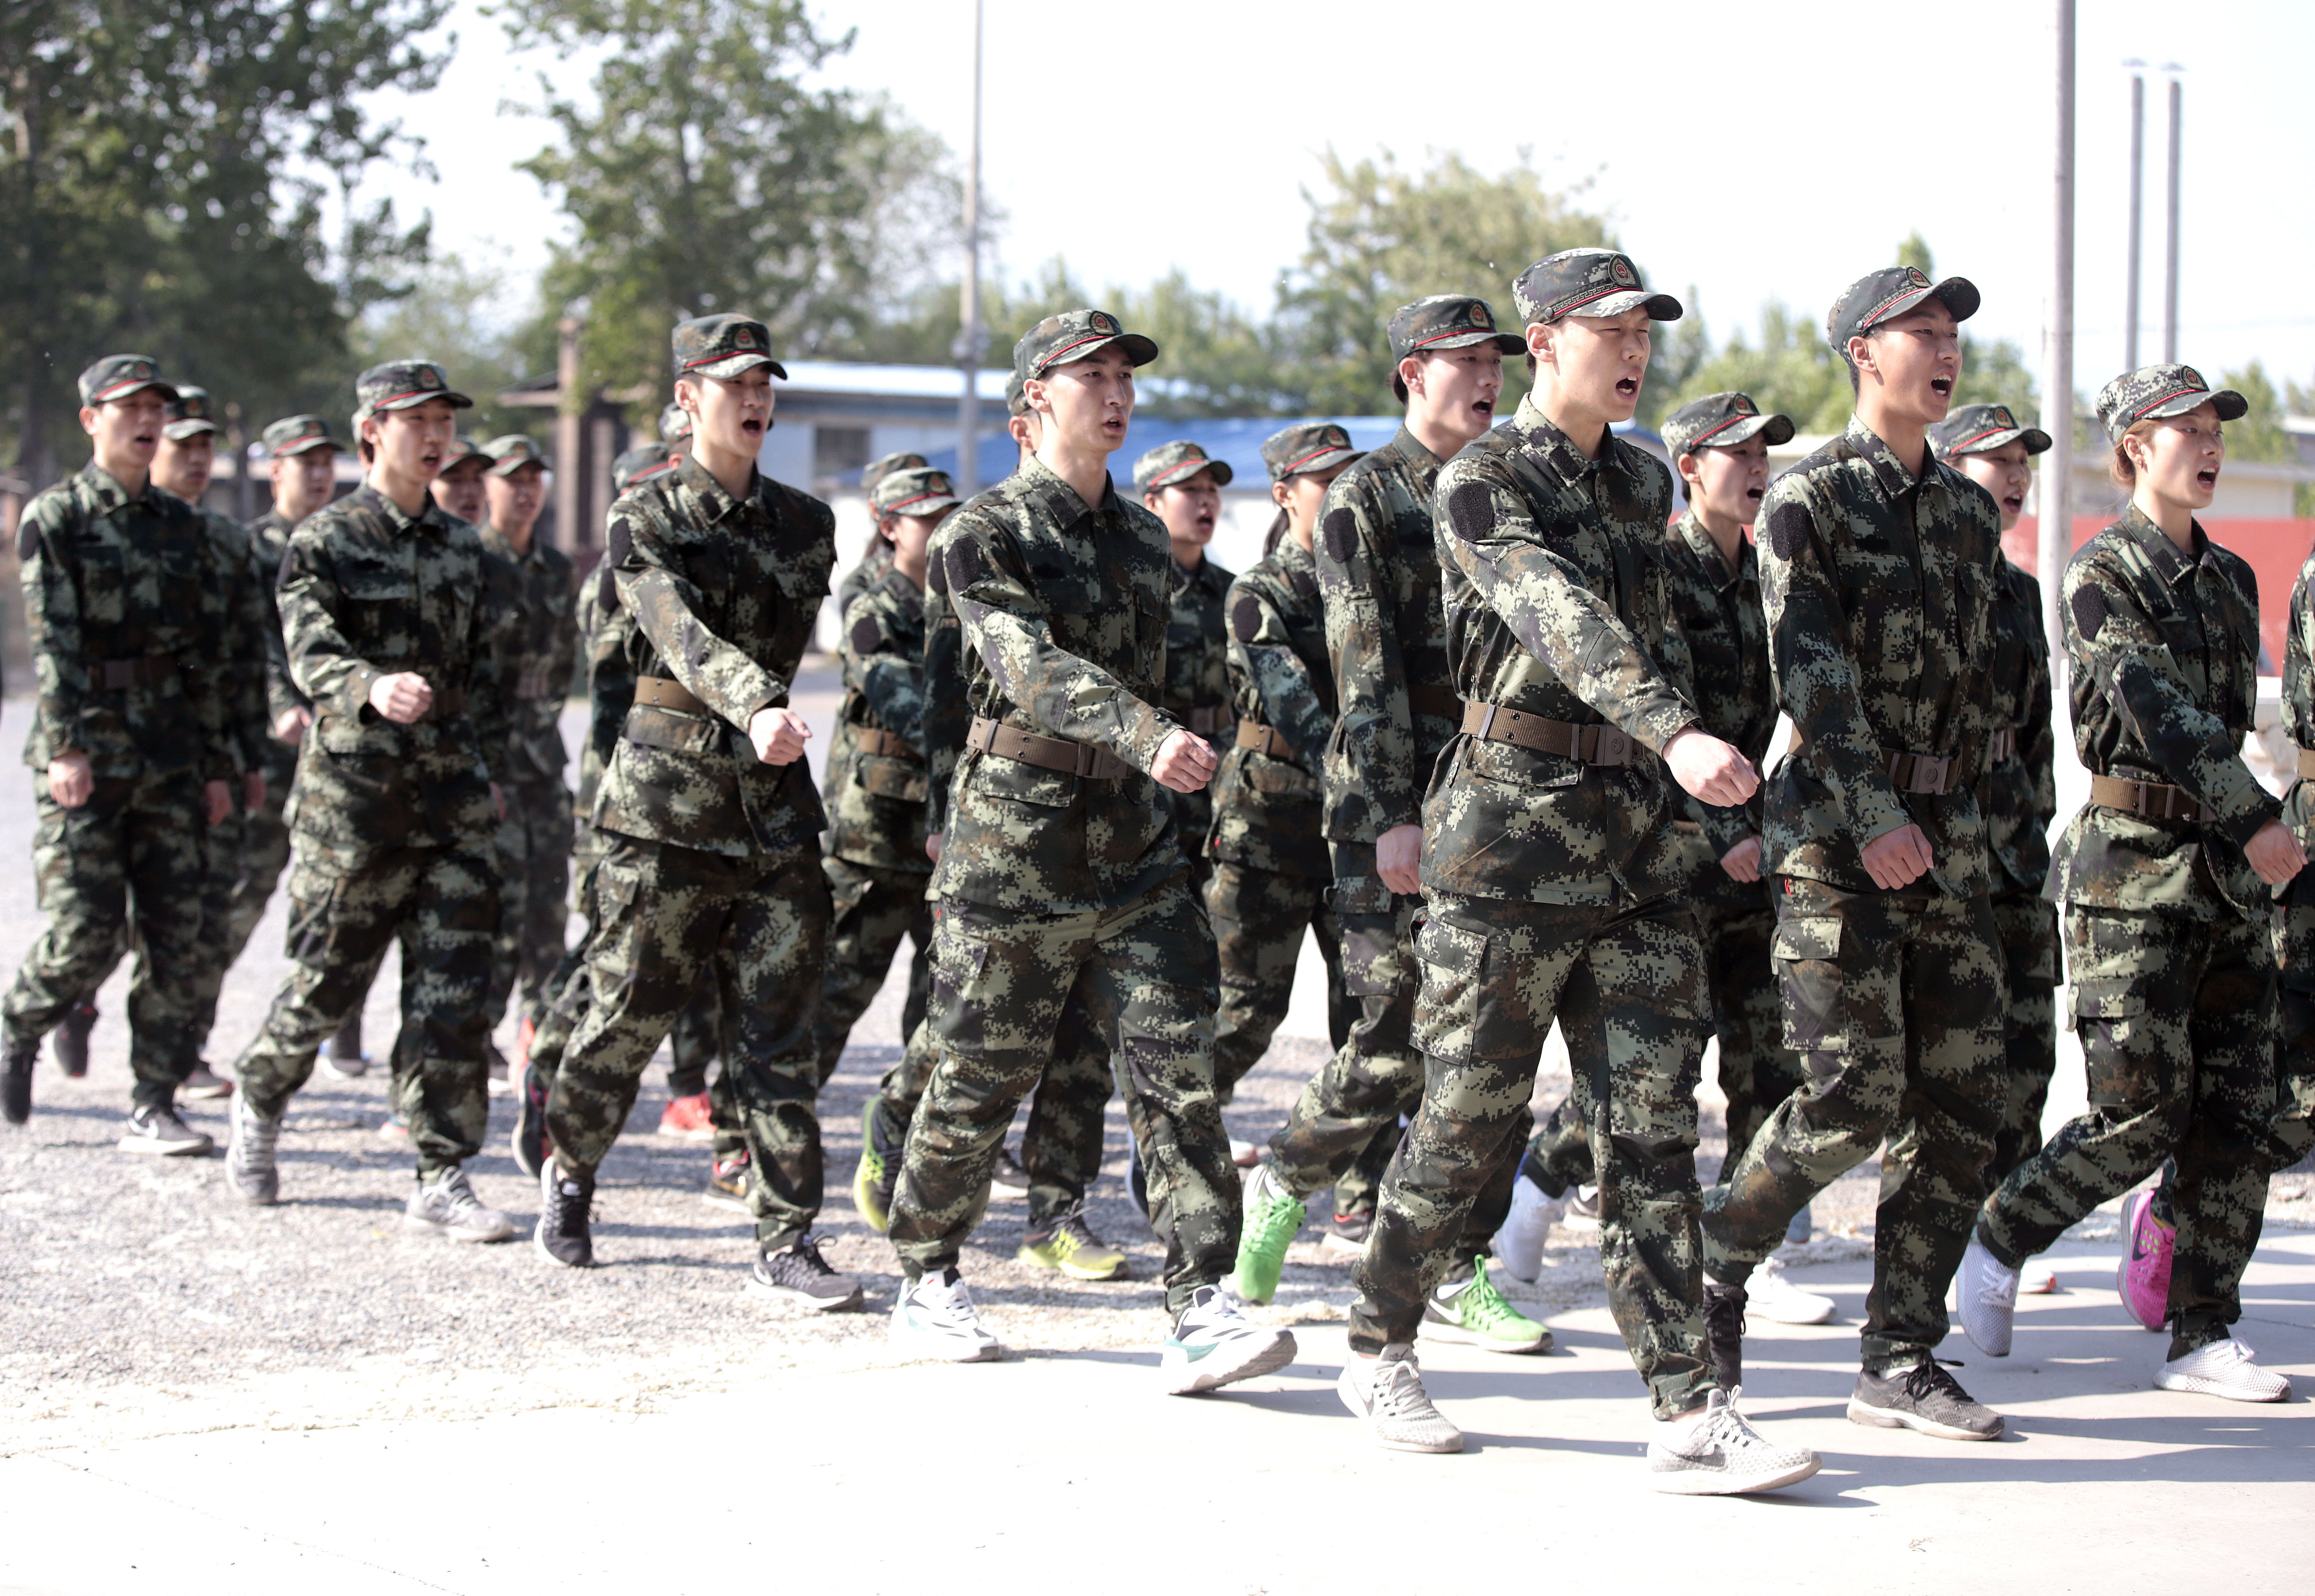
[501, 0, 960, 402]
[351, 253, 531, 441]
[1, 1, 449, 486]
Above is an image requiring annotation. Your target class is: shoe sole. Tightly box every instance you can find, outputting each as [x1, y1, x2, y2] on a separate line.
[1334, 1372, 1463, 1452]
[180, 1084, 233, 1101]
[702, 1189, 750, 1214]
[746, 1277, 865, 1312]
[119, 1136, 214, 1156]
[510, 1090, 548, 1179]
[1649, 1454, 1823, 1495]
[1165, 1328, 1299, 1395]
[318, 1059, 369, 1080]
[1845, 1397, 2003, 1441]
[657, 1126, 715, 1143]
[989, 1183, 1027, 1201]
[404, 1214, 515, 1243]
[486, 1078, 513, 1099]
[532, 1221, 594, 1268]
[2154, 1370, 2290, 1403]
[2116, 1190, 2167, 1332]
[1422, 1318, 1550, 1355]
[888, 1325, 1002, 1363]
[1319, 1232, 1368, 1257]
[1015, 1247, 1126, 1282]
[1746, 1294, 1837, 1326]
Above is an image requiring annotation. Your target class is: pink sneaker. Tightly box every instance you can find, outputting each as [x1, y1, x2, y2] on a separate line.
[657, 1092, 715, 1142]
[2117, 1188, 2173, 1332]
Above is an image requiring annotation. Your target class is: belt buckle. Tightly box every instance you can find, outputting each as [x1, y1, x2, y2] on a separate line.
[1918, 755, 1949, 794]
[1593, 725, 1629, 766]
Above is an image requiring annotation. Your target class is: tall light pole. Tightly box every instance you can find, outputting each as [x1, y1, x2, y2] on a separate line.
[954, 0, 986, 495]
[2124, 61, 2144, 372]
[2162, 65, 2184, 363]
[2041, 0, 2076, 661]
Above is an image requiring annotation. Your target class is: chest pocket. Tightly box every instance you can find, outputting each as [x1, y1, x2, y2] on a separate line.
[156, 544, 207, 632]
[1837, 537, 1920, 647]
[770, 567, 829, 659]
[337, 558, 412, 656]
[857, 752, 930, 803]
[965, 746, 1077, 808]
[75, 544, 129, 628]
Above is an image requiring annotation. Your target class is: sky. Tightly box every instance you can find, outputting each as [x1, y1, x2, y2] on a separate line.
[361, 0, 2315, 403]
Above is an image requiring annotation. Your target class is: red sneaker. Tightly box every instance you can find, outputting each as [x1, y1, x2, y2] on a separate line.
[515, 1013, 537, 1071]
[657, 1092, 714, 1141]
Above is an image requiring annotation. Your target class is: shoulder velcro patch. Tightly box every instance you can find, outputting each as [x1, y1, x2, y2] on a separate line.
[2071, 583, 2109, 642]
[850, 614, 883, 655]
[16, 518, 38, 562]
[1321, 509, 1356, 565]
[1442, 479, 1494, 544]
[1229, 594, 1262, 643]
[1763, 504, 1805, 560]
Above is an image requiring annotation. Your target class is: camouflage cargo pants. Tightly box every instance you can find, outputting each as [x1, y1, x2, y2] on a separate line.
[2, 772, 213, 1109]
[890, 870, 1233, 1314]
[1265, 868, 1515, 1251]
[1982, 908, 2276, 1357]
[810, 856, 932, 1083]
[1206, 858, 1354, 1097]
[1349, 890, 1715, 1417]
[2268, 887, 2315, 1173]
[551, 836, 828, 1248]
[234, 834, 500, 1174]
[484, 778, 573, 1028]
[1989, 889, 2062, 1181]
[209, 746, 297, 1018]
[1703, 878, 2003, 1372]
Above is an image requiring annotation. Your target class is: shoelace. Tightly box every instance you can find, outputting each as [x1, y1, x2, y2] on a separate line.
[2188, 1338, 2256, 1368]
[1686, 1392, 1774, 1455]
[238, 1101, 280, 1155]
[432, 1170, 486, 1219]
[777, 1237, 838, 1279]
[1898, 1359, 1973, 1405]
[1449, 1273, 1524, 1333]
[548, 1174, 594, 1232]
[1372, 1356, 1435, 1418]
[1245, 1175, 1302, 1246]
[1969, 1257, 2019, 1311]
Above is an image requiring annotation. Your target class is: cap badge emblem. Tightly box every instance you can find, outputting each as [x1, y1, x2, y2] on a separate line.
[1905, 267, 1929, 287]
[2181, 366, 2204, 390]
[1732, 396, 1754, 415]
[1610, 257, 1636, 286]
[1090, 312, 1116, 334]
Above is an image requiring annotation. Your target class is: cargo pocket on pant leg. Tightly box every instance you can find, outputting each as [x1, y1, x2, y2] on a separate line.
[2069, 977, 2154, 1110]
[1410, 914, 1486, 1069]
[1770, 915, 1845, 1062]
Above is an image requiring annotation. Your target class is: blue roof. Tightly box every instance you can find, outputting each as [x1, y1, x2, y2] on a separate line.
[921, 415, 1667, 489]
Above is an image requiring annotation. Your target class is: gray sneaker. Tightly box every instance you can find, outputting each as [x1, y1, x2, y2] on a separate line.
[404, 1167, 515, 1242]
[1648, 1388, 1822, 1495]
[119, 1103, 214, 1156]
[226, 1092, 281, 1205]
[180, 1064, 233, 1101]
[1336, 1343, 1462, 1453]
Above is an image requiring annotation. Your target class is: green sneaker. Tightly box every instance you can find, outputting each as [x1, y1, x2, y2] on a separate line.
[1421, 1264, 1552, 1354]
[853, 1097, 891, 1234]
[1226, 1163, 1305, 1306]
[1017, 1206, 1127, 1280]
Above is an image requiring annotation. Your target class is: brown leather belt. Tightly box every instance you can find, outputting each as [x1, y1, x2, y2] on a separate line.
[1409, 684, 1460, 720]
[2297, 748, 2315, 781]
[1186, 703, 1235, 736]
[96, 654, 176, 690]
[967, 715, 1130, 780]
[1236, 720, 1293, 758]
[1987, 727, 2019, 763]
[853, 726, 920, 762]
[511, 667, 559, 701]
[635, 674, 710, 716]
[428, 685, 468, 720]
[1887, 751, 1959, 796]
[1461, 701, 1640, 767]
[2090, 773, 2215, 822]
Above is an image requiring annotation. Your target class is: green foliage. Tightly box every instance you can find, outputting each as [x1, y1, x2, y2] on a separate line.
[2220, 362, 2294, 462]
[499, 0, 960, 405]
[0, 1, 449, 485]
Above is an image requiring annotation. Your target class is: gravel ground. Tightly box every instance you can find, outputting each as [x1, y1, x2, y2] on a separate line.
[4, 673, 2303, 1457]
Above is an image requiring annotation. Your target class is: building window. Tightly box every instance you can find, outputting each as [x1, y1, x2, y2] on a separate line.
[813, 426, 871, 481]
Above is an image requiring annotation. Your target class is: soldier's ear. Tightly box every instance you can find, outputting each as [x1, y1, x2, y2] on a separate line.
[1522, 322, 1556, 373]
[78, 406, 100, 438]
[1847, 333, 1879, 384]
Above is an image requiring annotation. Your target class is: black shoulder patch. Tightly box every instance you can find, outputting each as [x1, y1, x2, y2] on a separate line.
[849, 614, 883, 656]
[1442, 479, 1494, 545]
[1229, 594, 1262, 643]
[2070, 583, 2109, 642]
[16, 518, 38, 563]
[1321, 508, 1356, 565]
[1763, 503, 1806, 561]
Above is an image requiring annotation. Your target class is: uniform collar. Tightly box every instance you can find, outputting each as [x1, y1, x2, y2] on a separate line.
[80, 461, 160, 513]
[1174, 553, 1227, 593]
[351, 481, 453, 541]
[1013, 451, 1119, 529]
[482, 524, 546, 565]
[1672, 506, 1750, 590]
[1384, 425, 1441, 471]
[1514, 391, 1639, 488]
[1844, 414, 1944, 503]
[874, 562, 924, 611]
[675, 450, 764, 524]
[2115, 501, 2213, 588]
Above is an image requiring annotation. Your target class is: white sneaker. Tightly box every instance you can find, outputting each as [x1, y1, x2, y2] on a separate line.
[1336, 1343, 1462, 1453]
[1562, 1183, 1601, 1232]
[2155, 1339, 2291, 1403]
[1490, 1174, 1562, 1284]
[1745, 1257, 1836, 1325]
[1162, 1284, 1298, 1394]
[1648, 1388, 1821, 1495]
[2019, 1260, 2059, 1295]
[1957, 1238, 2018, 1357]
[888, 1269, 1001, 1363]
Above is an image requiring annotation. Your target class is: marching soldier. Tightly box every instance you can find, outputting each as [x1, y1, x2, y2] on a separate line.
[836, 451, 930, 619]
[1135, 440, 1236, 890]
[429, 435, 488, 526]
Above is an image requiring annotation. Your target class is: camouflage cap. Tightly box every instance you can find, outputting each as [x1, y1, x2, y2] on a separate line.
[611, 444, 676, 494]
[1013, 309, 1158, 381]
[1005, 368, 1030, 417]
[261, 414, 338, 458]
[1512, 250, 1683, 325]
[1261, 422, 1360, 481]
[870, 466, 962, 520]
[1825, 265, 1980, 352]
[1132, 439, 1234, 494]
[1662, 392, 1795, 459]
[861, 451, 928, 491]
[2094, 363, 2249, 442]
[1386, 295, 1525, 361]
[659, 402, 694, 443]
[671, 314, 787, 382]
[1927, 403, 2052, 461]
[78, 354, 178, 408]
[482, 434, 550, 476]
[353, 360, 473, 428]
[161, 385, 220, 441]
[436, 435, 487, 473]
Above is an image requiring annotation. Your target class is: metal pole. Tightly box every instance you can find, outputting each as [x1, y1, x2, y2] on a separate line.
[954, 0, 985, 495]
[2041, 0, 2076, 662]
[2163, 69, 2183, 364]
[2124, 65, 2143, 372]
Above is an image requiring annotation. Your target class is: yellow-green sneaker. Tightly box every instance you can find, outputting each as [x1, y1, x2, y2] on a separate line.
[1017, 1206, 1127, 1281]
[853, 1097, 893, 1234]
[1421, 1264, 1552, 1354]
[1227, 1162, 1304, 1305]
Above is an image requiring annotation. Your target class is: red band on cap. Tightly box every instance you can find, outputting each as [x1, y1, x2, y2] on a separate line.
[1854, 284, 1932, 333]
[1944, 426, 2011, 452]
[370, 389, 446, 409]
[884, 490, 953, 512]
[1412, 325, 1492, 348]
[681, 352, 769, 370]
[1545, 283, 1627, 320]
[1283, 444, 1345, 474]
[91, 378, 162, 401]
[1682, 415, 1752, 450]
[1032, 330, 1122, 372]
[2126, 386, 2203, 424]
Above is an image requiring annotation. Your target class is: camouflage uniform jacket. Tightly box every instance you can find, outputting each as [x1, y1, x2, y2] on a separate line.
[2049, 505, 2273, 921]
[836, 542, 893, 625]
[827, 564, 932, 875]
[193, 503, 277, 777]
[1209, 536, 1334, 879]
[1427, 393, 1703, 905]
[1314, 426, 1459, 852]
[246, 508, 310, 729]
[570, 569, 635, 878]
[1163, 555, 1235, 729]
[479, 528, 579, 789]
[930, 454, 1186, 913]
[2282, 548, 2315, 848]
[1757, 415, 2002, 897]
[17, 463, 237, 783]
[1662, 507, 1775, 863]
[594, 454, 835, 860]
[1982, 557, 2056, 895]
[921, 512, 972, 841]
[277, 483, 508, 849]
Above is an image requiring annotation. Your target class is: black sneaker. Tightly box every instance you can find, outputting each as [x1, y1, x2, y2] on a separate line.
[320, 1011, 368, 1080]
[992, 1144, 1030, 1198]
[181, 1063, 232, 1100]
[53, 1002, 96, 1078]
[510, 1058, 551, 1178]
[1127, 1136, 1150, 1220]
[119, 1103, 214, 1156]
[2, 1040, 34, 1125]
[535, 1160, 596, 1268]
[1319, 1211, 1373, 1256]
[1703, 1281, 1746, 1392]
[1848, 1360, 2005, 1441]
[748, 1234, 864, 1311]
